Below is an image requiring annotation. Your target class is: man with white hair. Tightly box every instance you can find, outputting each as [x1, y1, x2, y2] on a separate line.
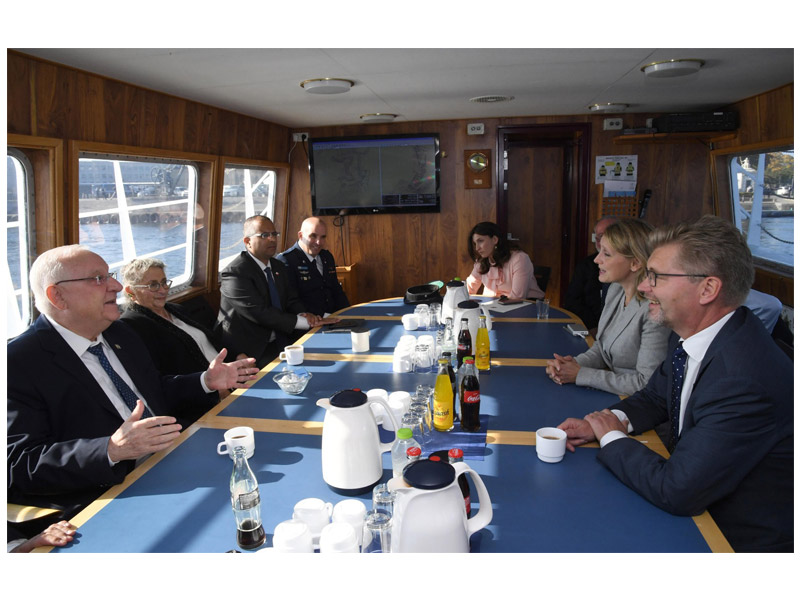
[277, 216, 350, 317]
[7, 245, 258, 519]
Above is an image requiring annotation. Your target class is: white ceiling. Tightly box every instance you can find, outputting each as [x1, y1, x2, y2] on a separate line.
[16, 48, 795, 128]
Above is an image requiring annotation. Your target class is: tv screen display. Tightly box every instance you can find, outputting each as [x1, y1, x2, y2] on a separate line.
[309, 133, 440, 216]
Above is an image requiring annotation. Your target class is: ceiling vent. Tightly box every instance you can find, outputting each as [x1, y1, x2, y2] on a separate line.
[470, 95, 515, 104]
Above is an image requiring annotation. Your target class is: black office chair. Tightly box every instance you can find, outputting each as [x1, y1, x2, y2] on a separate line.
[534, 266, 551, 293]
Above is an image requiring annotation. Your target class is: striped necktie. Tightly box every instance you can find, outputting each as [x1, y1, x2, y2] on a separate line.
[87, 343, 153, 418]
[668, 343, 688, 453]
[264, 266, 282, 310]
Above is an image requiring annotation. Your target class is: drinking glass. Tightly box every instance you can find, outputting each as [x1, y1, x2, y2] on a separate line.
[361, 510, 392, 553]
[401, 413, 426, 451]
[409, 405, 433, 450]
[414, 304, 431, 330]
[413, 344, 434, 373]
[372, 483, 396, 518]
[536, 298, 551, 319]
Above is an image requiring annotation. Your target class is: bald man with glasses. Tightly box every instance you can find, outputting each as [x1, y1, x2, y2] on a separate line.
[7, 245, 258, 522]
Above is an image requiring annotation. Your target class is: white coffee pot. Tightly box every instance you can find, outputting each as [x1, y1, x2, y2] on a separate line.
[454, 299, 492, 344]
[387, 459, 493, 552]
[441, 279, 469, 324]
[317, 389, 399, 495]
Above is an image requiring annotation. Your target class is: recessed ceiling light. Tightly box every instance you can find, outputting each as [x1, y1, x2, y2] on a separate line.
[359, 113, 398, 123]
[300, 78, 355, 94]
[470, 95, 515, 103]
[641, 59, 705, 78]
[588, 103, 629, 112]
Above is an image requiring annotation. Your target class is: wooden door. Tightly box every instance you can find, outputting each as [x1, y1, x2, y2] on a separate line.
[498, 124, 592, 309]
[506, 146, 565, 306]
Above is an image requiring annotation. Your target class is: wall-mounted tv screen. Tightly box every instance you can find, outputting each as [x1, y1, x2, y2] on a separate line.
[309, 133, 440, 216]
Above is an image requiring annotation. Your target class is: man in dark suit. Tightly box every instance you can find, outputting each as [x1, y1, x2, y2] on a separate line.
[559, 216, 793, 552]
[215, 216, 328, 368]
[7, 245, 257, 521]
[277, 217, 350, 317]
[563, 216, 616, 335]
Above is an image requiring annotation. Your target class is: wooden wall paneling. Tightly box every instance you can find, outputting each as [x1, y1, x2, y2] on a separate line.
[7, 54, 33, 135]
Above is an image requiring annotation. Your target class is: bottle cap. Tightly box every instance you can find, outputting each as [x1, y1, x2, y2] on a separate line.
[448, 448, 464, 459]
[397, 428, 412, 439]
[407, 446, 422, 457]
[428, 455, 441, 462]
[465, 357, 474, 363]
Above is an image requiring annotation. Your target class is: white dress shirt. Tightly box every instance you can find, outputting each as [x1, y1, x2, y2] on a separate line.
[600, 311, 735, 447]
[46, 315, 155, 420]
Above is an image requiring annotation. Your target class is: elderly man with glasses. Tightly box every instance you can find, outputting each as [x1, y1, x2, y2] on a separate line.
[558, 215, 793, 553]
[7, 245, 259, 523]
[215, 215, 333, 368]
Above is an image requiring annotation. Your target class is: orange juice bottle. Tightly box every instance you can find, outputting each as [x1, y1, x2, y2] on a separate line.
[433, 358, 454, 431]
[475, 315, 491, 372]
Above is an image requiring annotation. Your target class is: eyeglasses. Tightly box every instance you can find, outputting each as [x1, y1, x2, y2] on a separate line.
[56, 272, 117, 286]
[644, 269, 708, 287]
[131, 280, 173, 292]
[250, 231, 280, 239]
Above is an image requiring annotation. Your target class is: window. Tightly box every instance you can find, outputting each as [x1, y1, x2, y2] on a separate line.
[728, 146, 794, 270]
[5, 150, 35, 339]
[78, 154, 199, 291]
[218, 164, 277, 269]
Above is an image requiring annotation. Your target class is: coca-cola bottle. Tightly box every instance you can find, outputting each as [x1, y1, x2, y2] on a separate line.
[459, 357, 481, 432]
[230, 446, 266, 550]
[456, 318, 472, 368]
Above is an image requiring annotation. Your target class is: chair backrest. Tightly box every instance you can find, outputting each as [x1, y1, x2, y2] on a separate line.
[534, 266, 551, 293]
[743, 289, 783, 333]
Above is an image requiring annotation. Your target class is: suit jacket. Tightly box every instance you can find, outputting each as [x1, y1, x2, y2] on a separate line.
[120, 302, 221, 374]
[600, 307, 794, 552]
[277, 243, 350, 316]
[7, 316, 216, 518]
[563, 252, 604, 330]
[214, 251, 306, 366]
[574, 283, 670, 396]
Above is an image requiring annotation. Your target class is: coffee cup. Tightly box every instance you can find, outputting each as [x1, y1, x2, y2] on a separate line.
[332, 499, 367, 547]
[292, 497, 333, 541]
[351, 327, 370, 353]
[279, 345, 304, 365]
[536, 427, 567, 463]
[319, 522, 359, 553]
[216, 426, 255, 459]
[401, 314, 419, 330]
[272, 519, 314, 553]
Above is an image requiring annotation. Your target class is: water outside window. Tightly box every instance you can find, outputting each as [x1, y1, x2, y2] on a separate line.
[729, 148, 794, 270]
[218, 166, 276, 269]
[78, 155, 198, 291]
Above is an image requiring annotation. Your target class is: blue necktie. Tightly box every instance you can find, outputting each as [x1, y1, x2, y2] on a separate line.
[265, 266, 282, 310]
[87, 344, 153, 418]
[668, 343, 688, 453]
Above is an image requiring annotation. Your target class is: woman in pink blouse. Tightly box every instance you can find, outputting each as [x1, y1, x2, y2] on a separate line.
[465, 222, 545, 300]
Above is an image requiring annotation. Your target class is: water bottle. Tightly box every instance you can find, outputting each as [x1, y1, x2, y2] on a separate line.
[391, 428, 422, 477]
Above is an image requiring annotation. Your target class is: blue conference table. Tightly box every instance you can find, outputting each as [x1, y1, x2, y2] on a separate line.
[51, 298, 730, 553]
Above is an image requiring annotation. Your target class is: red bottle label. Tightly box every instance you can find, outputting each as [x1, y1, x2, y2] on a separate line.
[463, 390, 480, 404]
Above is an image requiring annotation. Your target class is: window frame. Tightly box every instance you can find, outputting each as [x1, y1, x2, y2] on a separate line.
[69, 141, 219, 302]
[214, 156, 290, 290]
[712, 138, 794, 278]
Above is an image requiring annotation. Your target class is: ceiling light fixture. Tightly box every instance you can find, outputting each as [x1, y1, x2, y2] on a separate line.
[359, 113, 398, 123]
[641, 59, 705, 78]
[588, 103, 629, 112]
[300, 78, 355, 94]
[470, 95, 515, 103]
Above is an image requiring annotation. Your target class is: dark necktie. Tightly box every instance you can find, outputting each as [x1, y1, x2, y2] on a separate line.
[87, 344, 153, 418]
[668, 343, 688, 453]
[264, 266, 282, 310]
